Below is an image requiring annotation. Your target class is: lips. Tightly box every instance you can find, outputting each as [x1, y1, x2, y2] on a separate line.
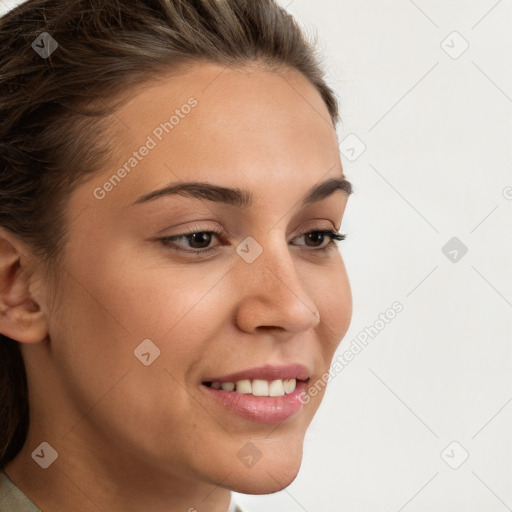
[200, 364, 311, 424]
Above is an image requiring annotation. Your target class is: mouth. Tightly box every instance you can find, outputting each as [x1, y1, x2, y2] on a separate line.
[200, 364, 311, 424]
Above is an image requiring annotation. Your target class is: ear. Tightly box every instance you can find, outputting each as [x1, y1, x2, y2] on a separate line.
[0, 227, 48, 344]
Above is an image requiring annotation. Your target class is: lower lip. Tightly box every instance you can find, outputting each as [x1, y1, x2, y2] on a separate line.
[200, 380, 307, 424]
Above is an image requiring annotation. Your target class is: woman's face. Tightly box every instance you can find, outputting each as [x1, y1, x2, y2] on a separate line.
[31, 63, 352, 494]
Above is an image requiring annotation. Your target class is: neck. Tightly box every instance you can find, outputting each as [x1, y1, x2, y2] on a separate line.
[5, 426, 232, 512]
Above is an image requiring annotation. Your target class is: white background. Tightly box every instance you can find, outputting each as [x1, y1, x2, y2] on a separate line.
[1, 0, 511, 510]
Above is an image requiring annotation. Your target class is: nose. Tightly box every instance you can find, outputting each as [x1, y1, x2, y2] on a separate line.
[233, 238, 321, 335]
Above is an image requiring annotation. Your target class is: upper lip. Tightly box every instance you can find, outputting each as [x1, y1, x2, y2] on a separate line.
[202, 363, 310, 383]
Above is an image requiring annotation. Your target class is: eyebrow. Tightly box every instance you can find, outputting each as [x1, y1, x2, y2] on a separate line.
[132, 176, 352, 208]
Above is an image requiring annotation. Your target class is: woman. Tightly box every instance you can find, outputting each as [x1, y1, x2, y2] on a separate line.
[0, 0, 353, 510]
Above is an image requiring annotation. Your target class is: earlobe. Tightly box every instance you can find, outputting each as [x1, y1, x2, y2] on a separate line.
[0, 228, 48, 344]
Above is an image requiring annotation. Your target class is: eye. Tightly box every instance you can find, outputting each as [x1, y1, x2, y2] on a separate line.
[292, 229, 346, 250]
[158, 228, 347, 256]
[159, 230, 221, 255]
[173, 232, 215, 249]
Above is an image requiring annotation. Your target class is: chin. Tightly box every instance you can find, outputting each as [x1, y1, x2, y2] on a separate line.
[219, 444, 303, 495]
[225, 464, 302, 495]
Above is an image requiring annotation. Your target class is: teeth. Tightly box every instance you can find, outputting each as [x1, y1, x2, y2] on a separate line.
[283, 378, 296, 394]
[236, 379, 252, 394]
[209, 378, 297, 397]
[268, 379, 285, 396]
[252, 379, 269, 396]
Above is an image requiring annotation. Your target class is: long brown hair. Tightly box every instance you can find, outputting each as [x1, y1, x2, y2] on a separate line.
[0, 0, 340, 469]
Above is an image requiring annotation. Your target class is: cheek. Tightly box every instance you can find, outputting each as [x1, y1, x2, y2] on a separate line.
[51, 248, 231, 395]
[45, 263, 225, 472]
[100, 261, 229, 352]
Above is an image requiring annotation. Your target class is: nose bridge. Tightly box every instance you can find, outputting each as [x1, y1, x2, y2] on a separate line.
[233, 233, 321, 333]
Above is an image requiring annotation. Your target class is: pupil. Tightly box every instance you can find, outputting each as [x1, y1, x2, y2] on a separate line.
[190, 232, 212, 248]
[307, 232, 324, 247]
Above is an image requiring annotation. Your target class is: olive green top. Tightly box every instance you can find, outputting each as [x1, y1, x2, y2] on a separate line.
[0, 471, 40, 511]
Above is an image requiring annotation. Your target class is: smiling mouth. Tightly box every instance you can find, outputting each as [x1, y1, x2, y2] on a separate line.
[202, 377, 310, 397]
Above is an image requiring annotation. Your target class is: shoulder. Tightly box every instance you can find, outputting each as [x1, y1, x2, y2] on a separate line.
[0, 471, 41, 512]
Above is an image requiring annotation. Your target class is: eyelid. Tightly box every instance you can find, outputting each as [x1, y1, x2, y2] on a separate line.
[293, 220, 339, 236]
[160, 220, 338, 240]
[158, 220, 228, 238]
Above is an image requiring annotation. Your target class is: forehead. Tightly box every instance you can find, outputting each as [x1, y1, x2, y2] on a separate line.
[117, 61, 334, 125]
[83, 62, 343, 214]
[113, 62, 338, 162]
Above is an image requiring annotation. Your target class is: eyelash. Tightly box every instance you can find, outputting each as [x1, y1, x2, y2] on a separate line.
[158, 228, 347, 256]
